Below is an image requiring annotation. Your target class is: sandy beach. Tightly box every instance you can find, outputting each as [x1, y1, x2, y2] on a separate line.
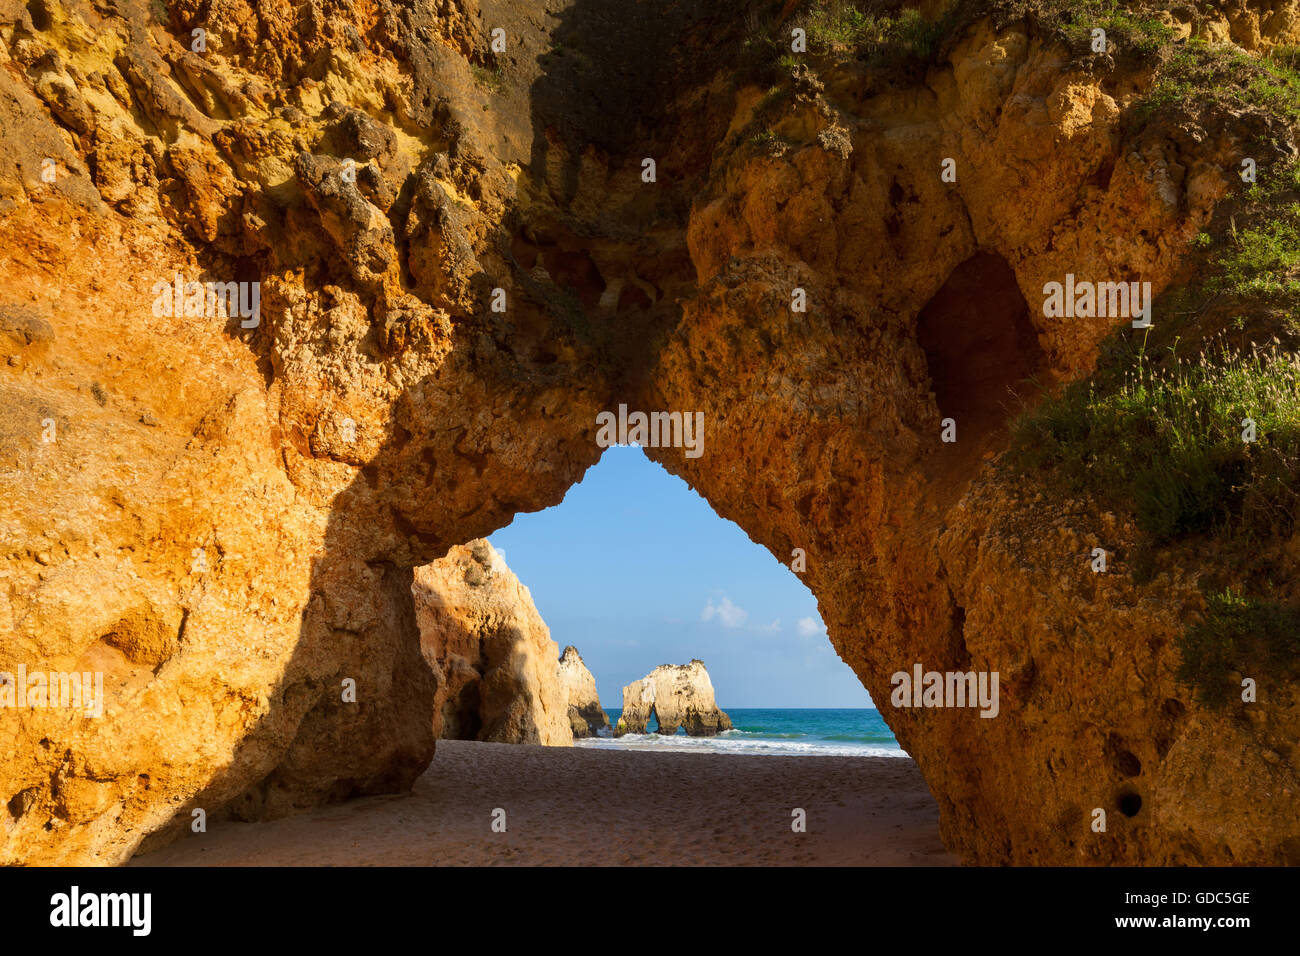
[132, 740, 957, 866]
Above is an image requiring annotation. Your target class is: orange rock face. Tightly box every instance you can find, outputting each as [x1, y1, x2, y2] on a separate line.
[414, 540, 571, 746]
[557, 645, 610, 738]
[1, 0, 1297, 865]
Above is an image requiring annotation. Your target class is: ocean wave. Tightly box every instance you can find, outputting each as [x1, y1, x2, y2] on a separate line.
[573, 733, 907, 758]
[724, 729, 897, 744]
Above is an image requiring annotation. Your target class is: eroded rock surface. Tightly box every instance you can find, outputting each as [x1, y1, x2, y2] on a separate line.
[414, 540, 571, 747]
[557, 645, 609, 738]
[615, 661, 732, 737]
[1, 0, 1297, 865]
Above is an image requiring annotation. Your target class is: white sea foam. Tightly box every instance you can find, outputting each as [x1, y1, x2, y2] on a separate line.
[574, 730, 908, 758]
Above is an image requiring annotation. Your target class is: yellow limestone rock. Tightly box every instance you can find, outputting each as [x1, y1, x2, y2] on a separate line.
[414, 541, 572, 747]
[557, 645, 610, 738]
[615, 661, 733, 737]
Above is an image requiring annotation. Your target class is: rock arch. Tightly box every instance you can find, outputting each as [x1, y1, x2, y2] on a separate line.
[614, 662, 732, 737]
[1, 0, 1296, 867]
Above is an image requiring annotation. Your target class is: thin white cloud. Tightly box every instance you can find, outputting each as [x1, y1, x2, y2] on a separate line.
[797, 616, 824, 638]
[701, 596, 749, 628]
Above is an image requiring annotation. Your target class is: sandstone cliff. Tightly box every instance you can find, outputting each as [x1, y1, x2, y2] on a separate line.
[2, 0, 1299, 866]
[414, 541, 571, 747]
[557, 645, 609, 738]
[615, 660, 733, 737]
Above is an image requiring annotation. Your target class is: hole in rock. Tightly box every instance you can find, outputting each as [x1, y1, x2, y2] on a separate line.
[542, 247, 606, 311]
[916, 252, 1044, 447]
[1117, 791, 1143, 817]
[642, 708, 676, 735]
[1089, 158, 1116, 190]
[1105, 732, 1143, 778]
[7, 788, 36, 819]
[1115, 750, 1142, 778]
[421, 447, 912, 774]
[617, 281, 653, 311]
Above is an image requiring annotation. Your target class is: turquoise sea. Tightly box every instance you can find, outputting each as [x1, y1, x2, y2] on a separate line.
[577, 708, 904, 757]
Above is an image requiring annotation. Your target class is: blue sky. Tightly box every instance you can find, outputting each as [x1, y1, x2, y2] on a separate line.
[489, 445, 876, 709]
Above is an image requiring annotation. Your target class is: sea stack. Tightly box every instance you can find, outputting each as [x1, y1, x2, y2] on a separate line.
[615, 660, 732, 737]
[557, 646, 611, 738]
[413, 540, 572, 747]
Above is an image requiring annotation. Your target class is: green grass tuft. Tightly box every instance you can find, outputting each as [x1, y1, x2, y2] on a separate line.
[804, 1, 876, 49]
[471, 65, 504, 93]
[1137, 42, 1300, 126]
[1011, 338, 1300, 542]
[1209, 218, 1300, 301]
[1177, 590, 1300, 708]
[1057, 0, 1174, 57]
[1196, 161, 1300, 306]
[788, 1, 952, 66]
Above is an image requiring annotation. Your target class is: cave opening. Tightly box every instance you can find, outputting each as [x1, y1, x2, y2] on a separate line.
[916, 252, 1045, 446]
[424, 445, 882, 749]
[388, 445, 957, 865]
